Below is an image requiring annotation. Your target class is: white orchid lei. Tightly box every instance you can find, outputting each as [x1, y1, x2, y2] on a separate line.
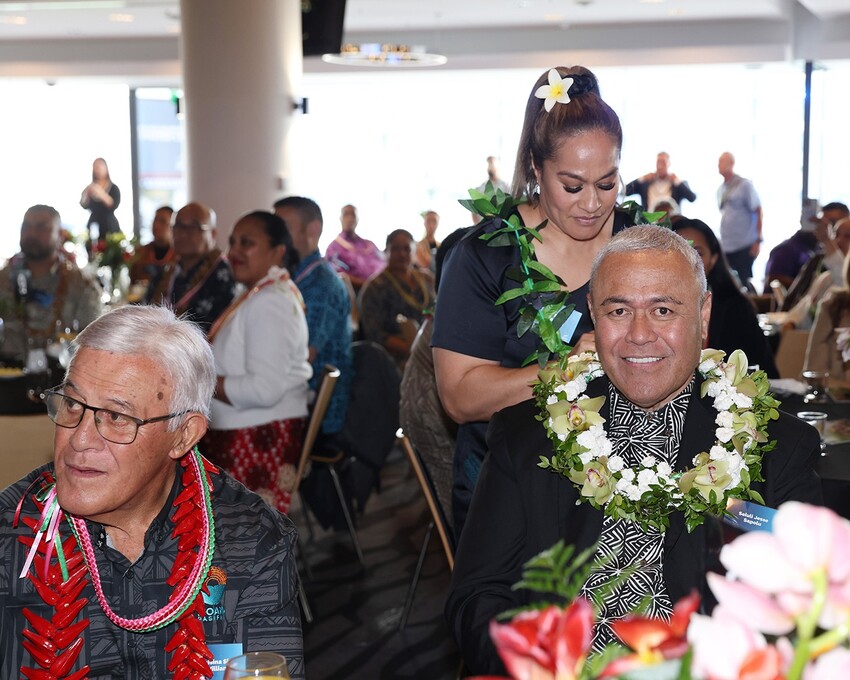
[534, 348, 782, 533]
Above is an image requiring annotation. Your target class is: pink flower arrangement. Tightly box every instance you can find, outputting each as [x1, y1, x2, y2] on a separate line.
[474, 502, 850, 680]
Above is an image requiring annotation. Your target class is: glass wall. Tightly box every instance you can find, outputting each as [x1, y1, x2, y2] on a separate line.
[1, 60, 848, 292]
[0, 81, 132, 263]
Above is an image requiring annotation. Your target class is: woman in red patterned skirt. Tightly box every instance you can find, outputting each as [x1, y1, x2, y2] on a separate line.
[202, 211, 312, 514]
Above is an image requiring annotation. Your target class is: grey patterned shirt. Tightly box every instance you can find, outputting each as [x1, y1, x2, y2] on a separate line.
[0, 462, 304, 679]
[582, 381, 693, 651]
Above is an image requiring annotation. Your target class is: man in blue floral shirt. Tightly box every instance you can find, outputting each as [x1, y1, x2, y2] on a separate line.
[274, 196, 352, 435]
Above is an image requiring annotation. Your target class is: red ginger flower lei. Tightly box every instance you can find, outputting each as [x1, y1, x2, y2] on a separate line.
[16, 450, 218, 680]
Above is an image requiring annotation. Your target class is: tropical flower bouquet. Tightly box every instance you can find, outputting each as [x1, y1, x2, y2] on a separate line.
[472, 501, 850, 680]
[93, 231, 134, 301]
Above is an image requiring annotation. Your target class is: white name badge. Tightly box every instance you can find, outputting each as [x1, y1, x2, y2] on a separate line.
[723, 498, 777, 533]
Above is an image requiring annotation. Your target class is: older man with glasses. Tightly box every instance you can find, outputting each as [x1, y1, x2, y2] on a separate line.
[0, 305, 304, 679]
[145, 201, 236, 333]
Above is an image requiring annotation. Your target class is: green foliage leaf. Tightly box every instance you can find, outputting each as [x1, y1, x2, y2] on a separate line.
[494, 287, 530, 305]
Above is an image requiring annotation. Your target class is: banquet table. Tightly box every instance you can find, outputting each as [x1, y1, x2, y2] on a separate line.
[0, 368, 58, 490]
[773, 385, 850, 519]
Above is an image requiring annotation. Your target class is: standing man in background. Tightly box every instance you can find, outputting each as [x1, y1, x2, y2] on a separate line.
[625, 151, 697, 211]
[717, 151, 763, 286]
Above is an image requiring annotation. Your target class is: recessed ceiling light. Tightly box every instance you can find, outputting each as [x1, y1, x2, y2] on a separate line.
[544, 14, 565, 22]
[0, 16, 27, 25]
[109, 13, 134, 23]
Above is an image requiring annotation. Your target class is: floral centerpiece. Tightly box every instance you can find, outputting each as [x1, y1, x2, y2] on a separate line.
[534, 348, 780, 532]
[475, 502, 850, 680]
[93, 232, 134, 300]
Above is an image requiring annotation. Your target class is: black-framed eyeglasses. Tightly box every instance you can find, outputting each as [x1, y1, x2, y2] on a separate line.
[43, 389, 188, 445]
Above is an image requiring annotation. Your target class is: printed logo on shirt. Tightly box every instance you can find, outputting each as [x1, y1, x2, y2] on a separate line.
[201, 565, 228, 622]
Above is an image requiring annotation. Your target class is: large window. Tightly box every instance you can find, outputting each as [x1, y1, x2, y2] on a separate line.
[1, 60, 848, 293]
[0, 81, 132, 263]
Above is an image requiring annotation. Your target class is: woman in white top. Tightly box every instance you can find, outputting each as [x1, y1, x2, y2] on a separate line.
[203, 210, 312, 514]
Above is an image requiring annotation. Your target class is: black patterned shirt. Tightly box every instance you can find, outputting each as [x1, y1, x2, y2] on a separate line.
[0, 462, 304, 679]
[581, 380, 693, 651]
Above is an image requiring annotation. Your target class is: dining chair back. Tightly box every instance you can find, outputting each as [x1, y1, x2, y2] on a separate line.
[398, 431, 455, 630]
[294, 364, 366, 568]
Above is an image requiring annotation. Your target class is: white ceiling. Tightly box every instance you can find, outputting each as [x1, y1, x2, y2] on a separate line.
[0, 0, 845, 39]
[0, 0, 848, 80]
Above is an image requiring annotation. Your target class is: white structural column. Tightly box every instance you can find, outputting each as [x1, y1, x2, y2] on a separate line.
[179, 0, 302, 242]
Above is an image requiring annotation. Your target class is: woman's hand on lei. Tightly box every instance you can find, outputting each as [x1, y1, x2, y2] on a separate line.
[534, 348, 781, 533]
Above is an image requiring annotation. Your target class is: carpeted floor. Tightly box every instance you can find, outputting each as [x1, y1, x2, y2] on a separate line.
[295, 449, 462, 679]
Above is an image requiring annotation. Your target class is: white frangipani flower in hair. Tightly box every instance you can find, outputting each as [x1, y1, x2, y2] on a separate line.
[534, 69, 574, 112]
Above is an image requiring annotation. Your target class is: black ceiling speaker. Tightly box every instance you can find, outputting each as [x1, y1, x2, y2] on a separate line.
[302, 0, 347, 57]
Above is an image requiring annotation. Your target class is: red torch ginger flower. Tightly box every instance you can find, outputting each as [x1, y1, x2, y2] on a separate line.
[488, 599, 594, 680]
[599, 591, 699, 678]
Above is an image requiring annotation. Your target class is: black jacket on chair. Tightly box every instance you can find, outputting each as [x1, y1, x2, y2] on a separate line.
[446, 374, 823, 676]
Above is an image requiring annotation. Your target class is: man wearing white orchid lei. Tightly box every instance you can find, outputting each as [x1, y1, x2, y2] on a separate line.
[447, 225, 823, 676]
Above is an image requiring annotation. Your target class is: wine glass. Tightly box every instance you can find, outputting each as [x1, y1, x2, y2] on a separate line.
[802, 370, 830, 403]
[223, 652, 291, 679]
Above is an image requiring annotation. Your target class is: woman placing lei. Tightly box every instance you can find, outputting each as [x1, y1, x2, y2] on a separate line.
[433, 66, 639, 536]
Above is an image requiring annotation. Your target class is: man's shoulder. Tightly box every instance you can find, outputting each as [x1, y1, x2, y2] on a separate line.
[211, 470, 297, 551]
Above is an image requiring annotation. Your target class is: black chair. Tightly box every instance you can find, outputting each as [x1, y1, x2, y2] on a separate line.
[294, 364, 366, 568]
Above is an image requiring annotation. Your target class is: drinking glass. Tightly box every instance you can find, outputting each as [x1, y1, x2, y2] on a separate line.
[223, 652, 291, 679]
[802, 370, 830, 403]
[797, 411, 828, 454]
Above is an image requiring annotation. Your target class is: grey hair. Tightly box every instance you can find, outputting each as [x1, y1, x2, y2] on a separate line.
[65, 305, 216, 426]
[590, 225, 707, 298]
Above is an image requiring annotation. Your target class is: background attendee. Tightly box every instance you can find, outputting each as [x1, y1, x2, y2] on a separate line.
[432, 65, 631, 536]
[478, 155, 510, 193]
[804, 251, 850, 384]
[129, 205, 175, 285]
[625, 151, 697, 210]
[651, 196, 683, 224]
[274, 196, 353, 438]
[400, 230, 468, 536]
[79, 156, 121, 247]
[203, 211, 312, 515]
[447, 226, 822, 675]
[359, 228, 434, 371]
[415, 209, 441, 271]
[0, 204, 102, 362]
[325, 204, 385, 291]
[814, 202, 850, 285]
[0, 305, 304, 679]
[717, 151, 762, 286]
[145, 201, 235, 333]
[764, 219, 820, 292]
[673, 217, 778, 376]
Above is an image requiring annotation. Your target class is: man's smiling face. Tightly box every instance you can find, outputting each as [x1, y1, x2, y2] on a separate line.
[590, 249, 711, 411]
